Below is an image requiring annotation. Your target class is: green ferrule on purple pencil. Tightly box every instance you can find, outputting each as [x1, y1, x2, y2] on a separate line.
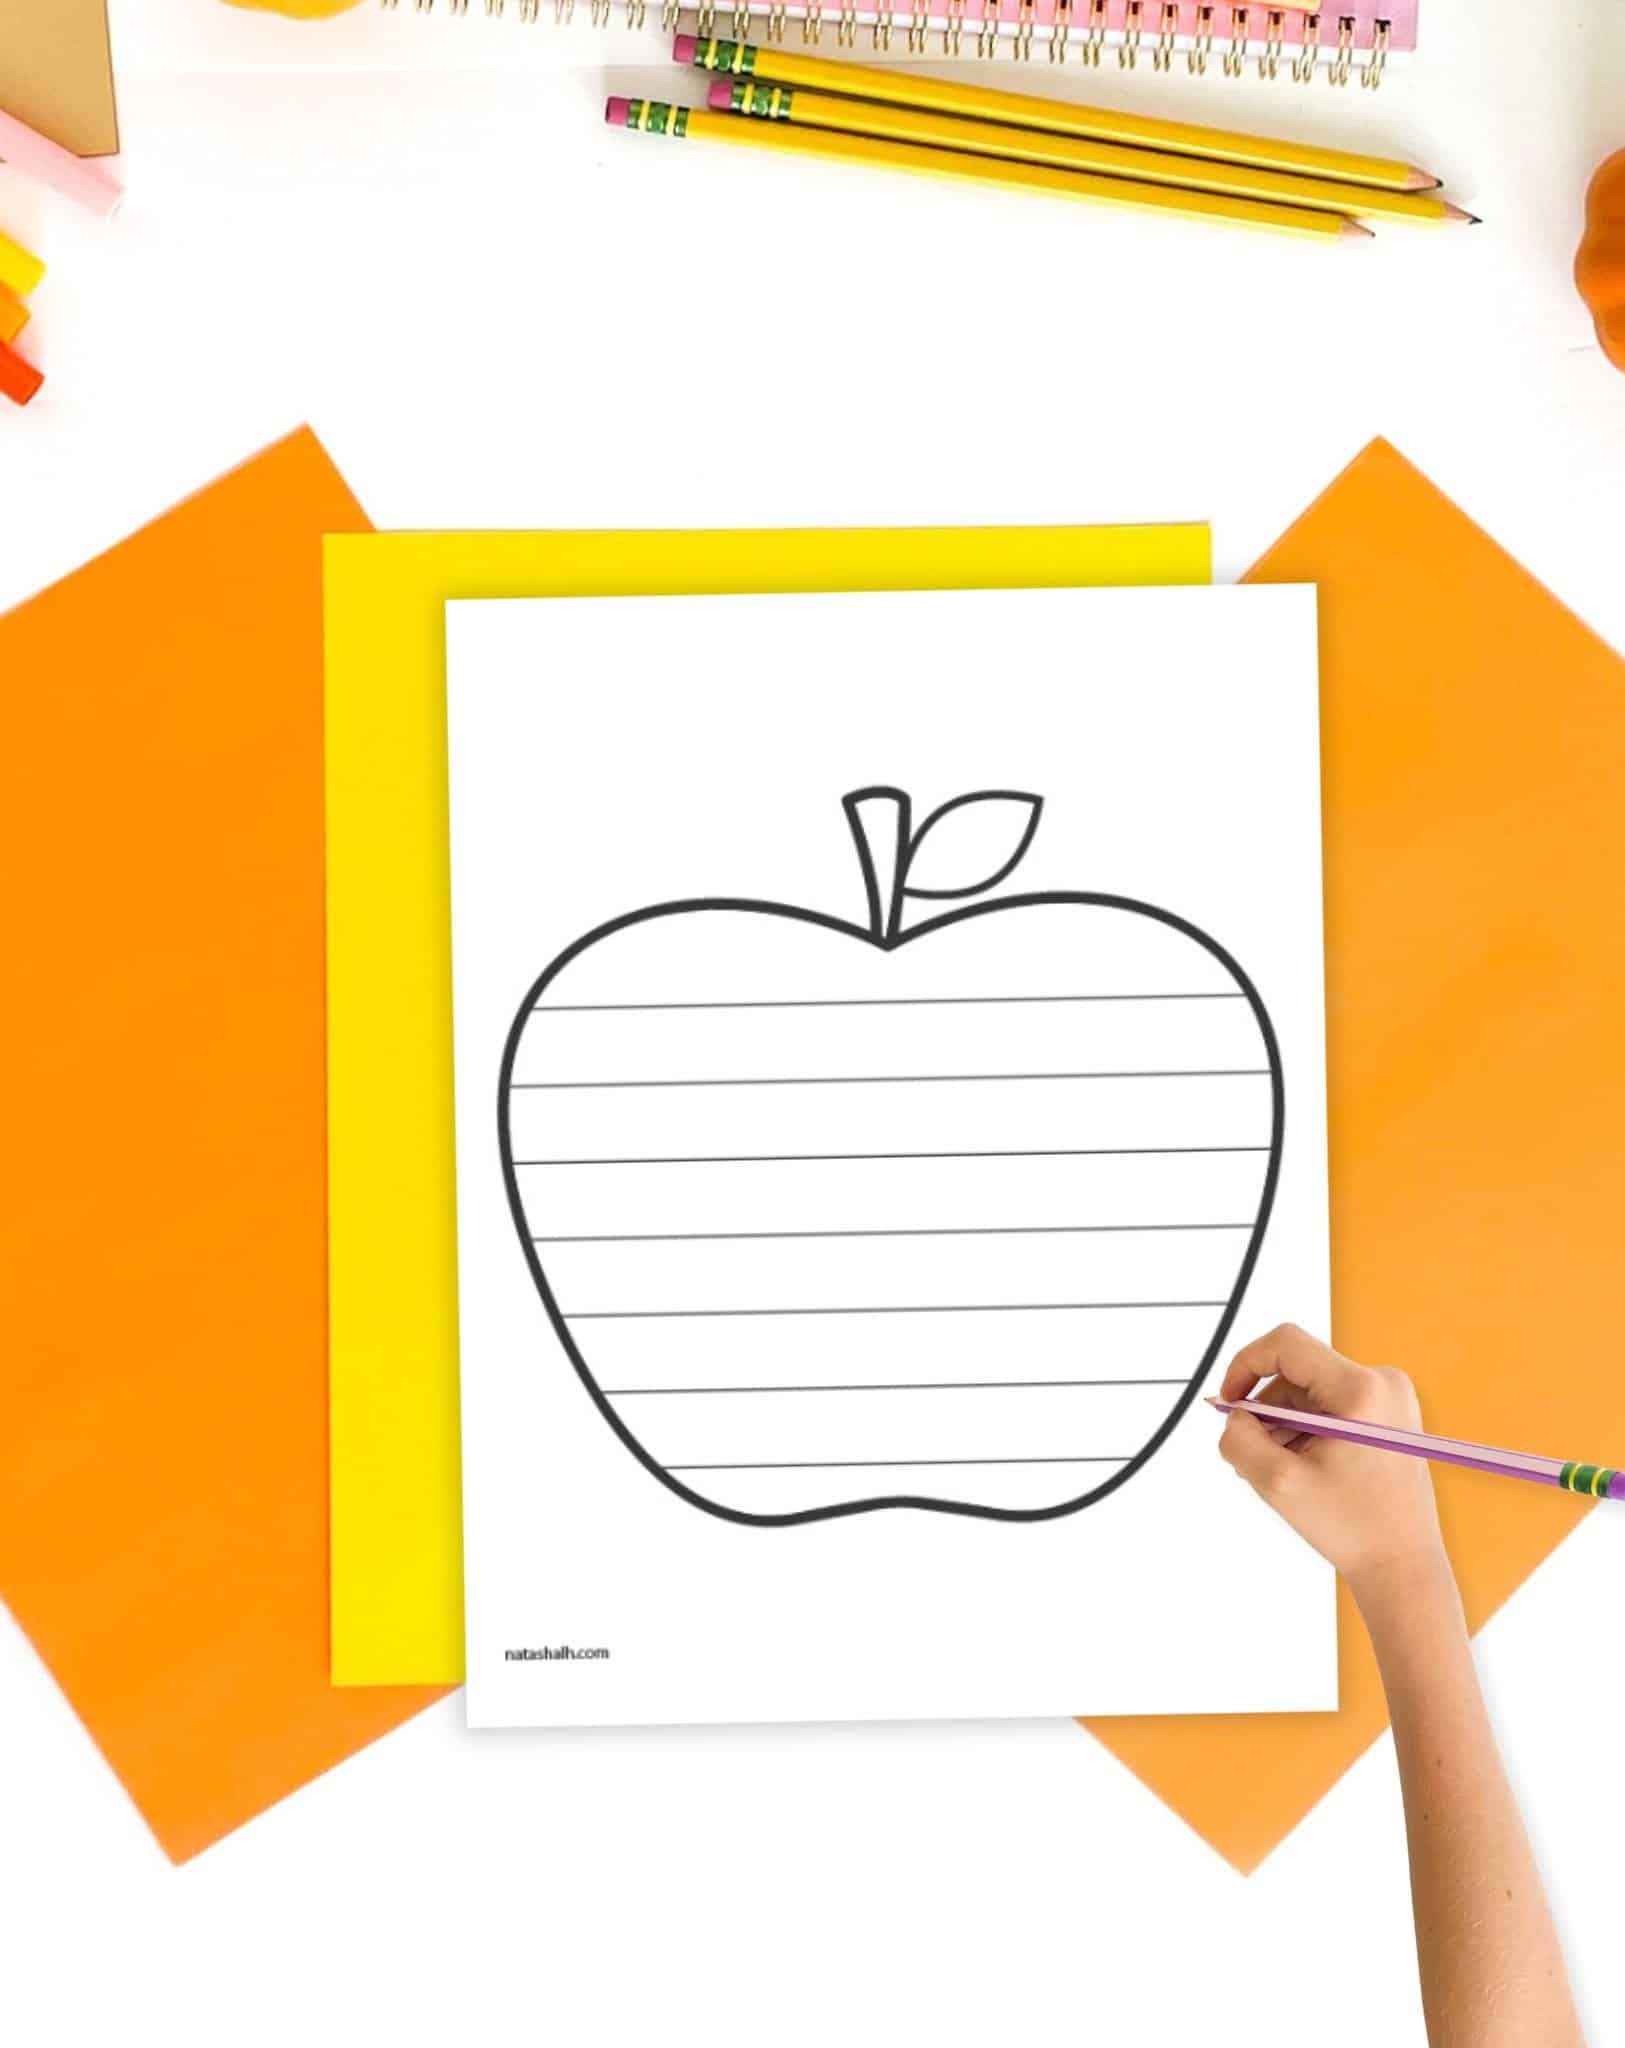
[1559, 1460, 1619, 1498]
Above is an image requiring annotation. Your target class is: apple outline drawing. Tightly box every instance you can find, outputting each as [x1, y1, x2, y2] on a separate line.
[496, 786, 1284, 1529]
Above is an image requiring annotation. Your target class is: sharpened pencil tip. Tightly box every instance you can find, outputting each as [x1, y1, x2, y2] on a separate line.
[1342, 218, 1376, 240]
[1405, 167, 1443, 191]
[1439, 202, 1481, 225]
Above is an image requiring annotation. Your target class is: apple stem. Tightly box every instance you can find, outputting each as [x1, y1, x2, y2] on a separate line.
[843, 787, 913, 946]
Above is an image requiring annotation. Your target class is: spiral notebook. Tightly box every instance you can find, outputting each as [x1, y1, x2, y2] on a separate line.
[384, 1, 1415, 85]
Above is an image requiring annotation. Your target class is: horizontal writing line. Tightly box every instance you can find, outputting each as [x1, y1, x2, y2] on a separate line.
[667, 1456, 1133, 1471]
[512, 1068, 1268, 1091]
[514, 1145, 1272, 1168]
[534, 992, 1244, 1014]
[535, 1222, 1254, 1244]
[567, 1300, 1225, 1321]
[605, 1379, 1190, 1396]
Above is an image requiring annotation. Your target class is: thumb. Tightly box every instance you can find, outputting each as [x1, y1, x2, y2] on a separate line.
[1218, 1409, 1298, 1505]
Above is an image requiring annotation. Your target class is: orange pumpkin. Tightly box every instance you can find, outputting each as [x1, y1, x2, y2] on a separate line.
[1575, 149, 1625, 373]
[220, 0, 367, 16]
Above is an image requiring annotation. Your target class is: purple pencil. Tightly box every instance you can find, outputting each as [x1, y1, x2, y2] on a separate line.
[1207, 1396, 1625, 1501]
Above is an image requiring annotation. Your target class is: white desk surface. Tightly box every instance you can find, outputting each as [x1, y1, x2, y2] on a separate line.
[3, 2, 1624, 2041]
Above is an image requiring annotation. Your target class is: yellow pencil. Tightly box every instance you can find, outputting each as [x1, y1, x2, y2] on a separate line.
[607, 97, 1371, 243]
[708, 78, 1475, 228]
[674, 34, 1437, 194]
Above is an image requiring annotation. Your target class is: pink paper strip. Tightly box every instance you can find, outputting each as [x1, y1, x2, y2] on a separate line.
[0, 102, 123, 219]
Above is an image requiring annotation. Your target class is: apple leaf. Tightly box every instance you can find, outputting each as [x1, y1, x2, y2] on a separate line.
[901, 791, 1043, 900]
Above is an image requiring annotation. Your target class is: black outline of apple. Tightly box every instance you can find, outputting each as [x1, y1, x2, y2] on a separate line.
[497, 788, 1284, 1528]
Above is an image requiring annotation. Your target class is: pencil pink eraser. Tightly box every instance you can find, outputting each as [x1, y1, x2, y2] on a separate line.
[673, 32, 698, 61]
[605, 97, 633, 127]
[707, 78, 734, 110]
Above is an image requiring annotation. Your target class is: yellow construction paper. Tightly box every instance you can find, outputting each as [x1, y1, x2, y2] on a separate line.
[325, 524, 1213, 1685]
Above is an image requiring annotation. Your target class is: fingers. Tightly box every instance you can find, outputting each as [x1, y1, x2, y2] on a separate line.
[1253, 1375, 1313, 1416]
[1252, 1378, 1323, 1449]
[1218, 1408, 1299, 1505]
[1220, 1323, 1368, 1414]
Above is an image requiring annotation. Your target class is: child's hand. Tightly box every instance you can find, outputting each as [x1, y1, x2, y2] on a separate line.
[1222, 1330, 1585, 2044]
[1217, 1324, 1448, 1602]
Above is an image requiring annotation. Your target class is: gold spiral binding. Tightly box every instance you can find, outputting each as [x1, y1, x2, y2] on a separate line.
[1361, 15, 1389, 88]
[1292, 8, 1320, 79]
[380, 0, 1396, 88]
[1083, 0, 1107, 66]
[1258, 7, 1284, 76]
[1119, 0, 1141, 69]
[1189, 4, 1213, 73]
[1223, 4, 1247, 75]
[1048, 0, 1072, 63]
[1329, 12, 1354, 84]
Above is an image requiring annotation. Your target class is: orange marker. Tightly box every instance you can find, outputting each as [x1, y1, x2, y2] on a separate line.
[0, 335, 44, 407]
[0, 281, 29, 346]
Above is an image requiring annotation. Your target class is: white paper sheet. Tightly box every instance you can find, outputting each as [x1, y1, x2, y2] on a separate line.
[447, 584, 1334, 1727]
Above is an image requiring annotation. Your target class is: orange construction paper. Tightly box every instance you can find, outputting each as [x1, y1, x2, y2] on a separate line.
[1083, 438, 1617, 1872]
[0, 429, 448, 1864]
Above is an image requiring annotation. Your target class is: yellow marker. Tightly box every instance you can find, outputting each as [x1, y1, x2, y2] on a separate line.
[608, 99, 1372, 244]
[713, 79, 1473, 228]
[676, 34, 1438, 194]
[0, 226, 46, 299]
[0, 281, 30, 346]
